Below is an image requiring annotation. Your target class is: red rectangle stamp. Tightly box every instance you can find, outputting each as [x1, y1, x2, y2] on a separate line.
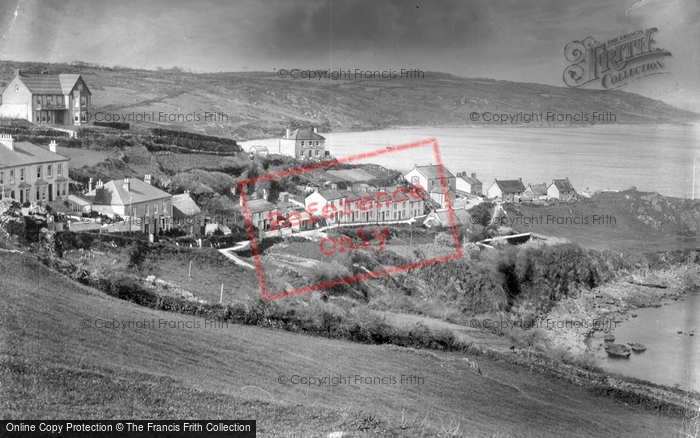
[238, 138, 461, 301]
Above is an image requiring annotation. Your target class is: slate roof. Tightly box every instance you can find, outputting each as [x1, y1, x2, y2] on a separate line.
[0, 142, 70, 168]
[315, 189, 344, 200]
[285, 129, 325, 140]
[493, 179, 526, 193]
[17, 73, 86, 95]
[526, 183, 547, 197]
[246, 198, 277, 213]
[411, 164, 455, 180]
[85, 178, 171, 206]
[551, 178, 575, 192]
[172, 193, 201, 217]
[459, 174, 482, 186]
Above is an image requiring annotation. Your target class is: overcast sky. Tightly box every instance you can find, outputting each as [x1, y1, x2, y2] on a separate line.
[1, 0, 699, 110]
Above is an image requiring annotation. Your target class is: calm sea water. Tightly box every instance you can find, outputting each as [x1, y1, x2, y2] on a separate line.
[243, 124, 700, 198]
[243, 124, 700, 388]
[593, 292, 700, 392]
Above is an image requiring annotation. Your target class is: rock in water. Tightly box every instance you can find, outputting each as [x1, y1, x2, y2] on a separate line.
[603, 333, 615, 342]
[628, 342, 647, 352]
[605, 343, 631, 357]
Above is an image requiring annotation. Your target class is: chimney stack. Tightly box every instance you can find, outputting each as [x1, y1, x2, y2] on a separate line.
[88, 178, 94, 192]
[313, 127, 317, 133]
[0, 134, 15, 151]
[97, 179, 103, 188]
[0, 134, 14, 151]
[144, 174, 152, 185]
[49, 140, 57, 153]
[262, 188, 268, 200]
[123, 178, 130, 192]
[13, 68, 20, 77]
[286, 128, 290, 138]
[471, 173, 476, 179]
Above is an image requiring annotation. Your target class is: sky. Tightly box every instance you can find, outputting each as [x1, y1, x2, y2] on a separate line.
[0, 0, 699, 111]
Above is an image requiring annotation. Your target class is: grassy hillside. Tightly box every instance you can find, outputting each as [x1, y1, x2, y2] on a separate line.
[1, 61, 697, 139]
[504, 190, 700, 251]
[0, 250, 688, 437]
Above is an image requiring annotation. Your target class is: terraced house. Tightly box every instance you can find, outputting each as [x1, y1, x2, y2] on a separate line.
[0, 69, 91, 125]
[82, 175, 173, 235]
[0, 136, 70, 203]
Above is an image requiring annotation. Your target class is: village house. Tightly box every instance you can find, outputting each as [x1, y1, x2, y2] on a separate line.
[305, 186, 426, 225]
[0, 69, 92, 126]
[82, 175, 173, 234]
[245, 198, 279, 231]
[455, 172, 482, 196]
[278, 128, 326, 159]
[547, 178, 577, 200]
[404, 164, 456, 209]
[172, 191, 202, 234]
[486, 179, 526, 202]
[0, 136, 70, 204]
[305, 188, 345, 225]
[522, 182, 548, 201]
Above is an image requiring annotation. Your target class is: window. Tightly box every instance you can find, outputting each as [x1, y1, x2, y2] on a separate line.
[10, 191, 15, 199]
[316, 141, 319, 146]
[36, 188, 40, 200]
[37, 165, 42, 179]
[301, 141, 305, 146]
[47, 165, 52, 178]
[20, 168, 25, 181]
[315, 149, 319, 156]
[41, 187, 46, 201]
[80, 96, 87, 107]
[9, 170, 14, 183]
[0, 171, 3, 184]
[78, 84, 83, 91]
[57, 164, 62, 175]
[154, 203, 158, 215]
[60, 183, 66, 196]
[57, 96, 63, 106]
[14, 85, 18, 92]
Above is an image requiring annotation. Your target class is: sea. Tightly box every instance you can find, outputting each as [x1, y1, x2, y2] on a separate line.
[243, 124, 700, 198]
[593, 291, 699, 392]
[241, 124, 700, 389]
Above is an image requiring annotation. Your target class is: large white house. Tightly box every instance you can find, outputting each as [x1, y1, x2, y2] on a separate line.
[404, 164, 456, 209]
[0, 135, 70, 204]
[279, 128, 326, 159]
[0, 69, 92, 125]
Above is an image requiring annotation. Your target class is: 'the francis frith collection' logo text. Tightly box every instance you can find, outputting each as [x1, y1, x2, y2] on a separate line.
[563, 27, 672, 90]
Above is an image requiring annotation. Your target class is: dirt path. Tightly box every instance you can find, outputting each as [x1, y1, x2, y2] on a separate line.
[374, 310, 513, 351]
[218, 247, 256, 269]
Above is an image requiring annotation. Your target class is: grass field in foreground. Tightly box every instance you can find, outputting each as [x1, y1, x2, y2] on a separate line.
[0, 251, 687, 437]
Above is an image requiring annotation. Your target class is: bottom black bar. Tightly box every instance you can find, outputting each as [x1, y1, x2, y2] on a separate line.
[1, 420, 256, 438]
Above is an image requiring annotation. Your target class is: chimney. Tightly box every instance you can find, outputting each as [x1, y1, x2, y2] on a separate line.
[471, 173, 476, 179]
[49, 140, 57, 153]
[88, 178, 94, 192]
[331, 183, 337, 190]
[519, 177, 522, 182]
[286, 128, 290, 138]
[13, 68, 20, 77]
[0, 134, 14, 151]
[144, 174, 152, 185]
[313, 127, 317, 133]
[184, 190, 190, 195]
[97, 179, 103, 188]
[123, 178, 130, 192]
[262, 188, 268, 200]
